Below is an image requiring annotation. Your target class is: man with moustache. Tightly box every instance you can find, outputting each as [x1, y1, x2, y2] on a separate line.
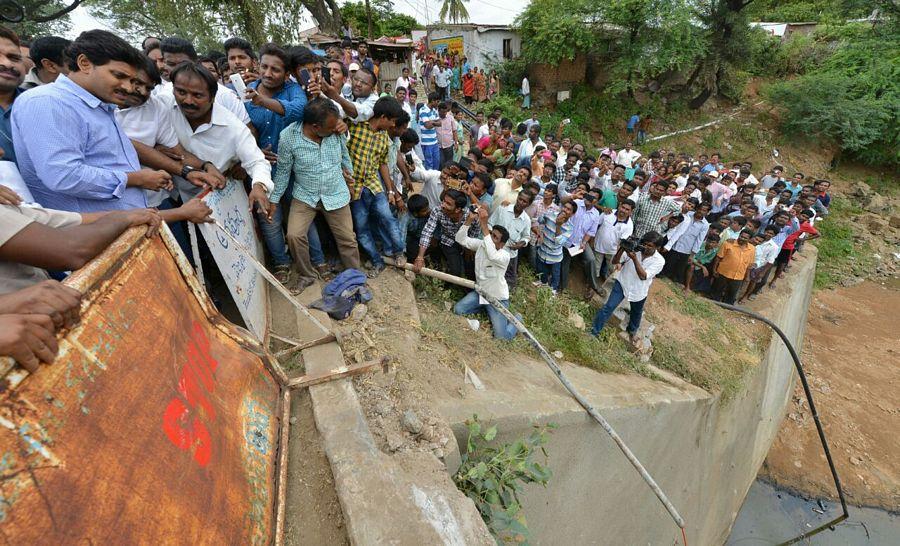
[0, 26, 26, 163]
[165, 62, 272, 215]
[12, 30, 171, 212]
[115, 56, 222, 223]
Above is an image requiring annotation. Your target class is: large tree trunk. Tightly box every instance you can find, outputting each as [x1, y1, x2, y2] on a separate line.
[302, 0, 343, 35]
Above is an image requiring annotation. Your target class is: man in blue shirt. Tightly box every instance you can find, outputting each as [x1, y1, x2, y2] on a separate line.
[626, 112, 640, 137]
[418, 92, 441, 170]
[12, 30, 171, 213]
[244, 43, 306, 282]
[0, 26, 26, 164]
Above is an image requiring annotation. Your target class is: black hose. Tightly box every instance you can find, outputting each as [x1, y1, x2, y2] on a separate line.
[707, 300, 849, 545]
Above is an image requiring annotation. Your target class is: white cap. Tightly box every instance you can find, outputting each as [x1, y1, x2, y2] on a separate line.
[349, 62, 361, 71]
[708, 170, 719, 177]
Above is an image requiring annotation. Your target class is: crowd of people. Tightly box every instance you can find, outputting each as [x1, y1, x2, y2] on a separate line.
[0, 26, 831, 372]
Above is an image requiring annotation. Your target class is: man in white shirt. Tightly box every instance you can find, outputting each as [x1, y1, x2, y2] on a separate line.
[590, 198, 634, 294]
[452, 205, 518, 340]
[738, 227, 780, 303]
[317, 66, 379, 123]
[488, 191, 534, 289]
[521, 76, 530, 108]
[434, 63, 451, 100]
[116, 57, 226, 207]
[516, 124, 545, 168]
[157, 37, 252, 128]
[661, 202, 710, 284]
[165, 63, 272, 212]
[590, 230, 665, 344]
[395, 66, 412, 91]
[617, 141, 642, 169]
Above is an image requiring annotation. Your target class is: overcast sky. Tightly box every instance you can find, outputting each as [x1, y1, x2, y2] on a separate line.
[66, 0, 531, 39]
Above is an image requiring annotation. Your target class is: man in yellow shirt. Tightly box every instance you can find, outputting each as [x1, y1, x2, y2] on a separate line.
[710, 229, 755, 304]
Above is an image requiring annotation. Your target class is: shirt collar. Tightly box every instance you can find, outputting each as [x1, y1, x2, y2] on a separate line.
[55, 74, 107, 110]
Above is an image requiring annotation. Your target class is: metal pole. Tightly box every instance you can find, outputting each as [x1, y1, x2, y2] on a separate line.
[387, 259, 687, 530]
[212, 221, 332, 337]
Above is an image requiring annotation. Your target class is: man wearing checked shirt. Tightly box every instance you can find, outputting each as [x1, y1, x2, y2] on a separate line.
[346, 96, 406, 277]
[272, 98, 360, 292]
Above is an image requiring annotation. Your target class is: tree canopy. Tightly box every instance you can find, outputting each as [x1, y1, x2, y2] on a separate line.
[88, 0, 344, 51]
[340, 0, 421, 38]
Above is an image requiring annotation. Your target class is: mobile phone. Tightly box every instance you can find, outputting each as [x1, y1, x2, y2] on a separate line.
[404, 153, 414, 166]
[321, 65, 332, 85]
[299, 68, 311, 88]
[229, 73, 247, 100]
[469, 204, 478, 213]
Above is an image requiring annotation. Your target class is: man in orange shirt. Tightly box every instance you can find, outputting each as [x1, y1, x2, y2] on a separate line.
[710, 229, 755, 304]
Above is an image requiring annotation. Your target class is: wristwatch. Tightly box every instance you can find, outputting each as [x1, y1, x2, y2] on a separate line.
[181, 165, 197, 178]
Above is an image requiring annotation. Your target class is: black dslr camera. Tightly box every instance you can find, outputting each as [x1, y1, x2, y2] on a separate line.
[619, 236, 645, 254]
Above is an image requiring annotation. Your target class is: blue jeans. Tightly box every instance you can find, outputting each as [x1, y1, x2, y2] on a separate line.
[422, 144, 441, 170]
[350, 187, 403, 267]
[538, 258, 561, 290]
[256, 204, 291, 267]
[454, 291, 517, 340]
[307, 221, 325, 266]
[591, 280, 646, 336]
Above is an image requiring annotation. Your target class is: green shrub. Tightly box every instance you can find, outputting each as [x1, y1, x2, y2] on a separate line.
[453, 415, 554, 544]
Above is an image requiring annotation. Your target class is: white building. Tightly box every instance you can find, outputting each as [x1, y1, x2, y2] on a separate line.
[426, 24, 520, 70]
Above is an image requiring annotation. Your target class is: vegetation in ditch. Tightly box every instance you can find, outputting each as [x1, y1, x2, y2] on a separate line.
[453, 415, 554, 544]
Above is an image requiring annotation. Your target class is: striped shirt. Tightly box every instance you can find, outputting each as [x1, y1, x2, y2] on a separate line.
[270, 123, 353, 210]
[347, 121, 390, 199]
[537, 210, 573, 264]
[418, 105, 439, 146]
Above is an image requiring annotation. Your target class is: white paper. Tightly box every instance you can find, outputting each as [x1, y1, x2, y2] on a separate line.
[567, 245, 584, 257]
[478, 294, 489, 305]
[0, 161, 35, 204]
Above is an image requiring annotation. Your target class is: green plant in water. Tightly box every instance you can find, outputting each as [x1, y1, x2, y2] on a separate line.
[453, 415, 554, 544]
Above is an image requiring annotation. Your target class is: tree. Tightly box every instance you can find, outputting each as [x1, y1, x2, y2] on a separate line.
[6, 0, 82, 38]
[341, 0, 421, 38]
[765, 21, 899, 166]
[516, 0, 705, 96]
[88, 0, 344, 51]
[439, 0, 469, 24]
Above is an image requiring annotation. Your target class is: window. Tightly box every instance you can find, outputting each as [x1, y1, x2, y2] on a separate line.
[502, 38, 512, 59]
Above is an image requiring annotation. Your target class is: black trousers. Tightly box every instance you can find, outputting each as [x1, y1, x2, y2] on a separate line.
[663, 250, 690, 284]
[441, 243, 465, 278]
[710, 275, 743, 304]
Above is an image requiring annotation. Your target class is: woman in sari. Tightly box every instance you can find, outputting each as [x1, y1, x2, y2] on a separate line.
[474, 68, 487, 102]
[491, 139, 515, 177]
[488, 71, 499, 99]
[461, 69, 475, 104]
[451, 60, 461, 95]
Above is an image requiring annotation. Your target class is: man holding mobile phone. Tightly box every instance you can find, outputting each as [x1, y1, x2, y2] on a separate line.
[243, 43, 306, 283]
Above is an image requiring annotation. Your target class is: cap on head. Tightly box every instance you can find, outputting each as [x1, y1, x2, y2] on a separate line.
[348, 62, 360, 71]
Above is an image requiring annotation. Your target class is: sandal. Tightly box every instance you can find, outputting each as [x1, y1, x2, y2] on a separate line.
[274, 264, 291, 284]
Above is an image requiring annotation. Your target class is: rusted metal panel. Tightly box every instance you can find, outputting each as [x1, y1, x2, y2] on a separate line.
[0, 227, 284, 545]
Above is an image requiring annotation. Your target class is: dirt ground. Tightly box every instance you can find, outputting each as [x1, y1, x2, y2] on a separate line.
[760, 280, 900, 512]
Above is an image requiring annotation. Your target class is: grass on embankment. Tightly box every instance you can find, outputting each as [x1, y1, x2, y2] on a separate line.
[414, 267, 762, 402]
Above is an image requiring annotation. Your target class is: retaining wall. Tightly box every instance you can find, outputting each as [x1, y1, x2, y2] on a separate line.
[433, 248, 817, 545]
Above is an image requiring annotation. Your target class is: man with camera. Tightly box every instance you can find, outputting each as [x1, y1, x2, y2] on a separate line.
[452, 204, 518, 340]
[590, 231, 665, 344]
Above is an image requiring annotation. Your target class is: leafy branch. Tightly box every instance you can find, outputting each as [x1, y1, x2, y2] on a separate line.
[453, 415, 555, 544]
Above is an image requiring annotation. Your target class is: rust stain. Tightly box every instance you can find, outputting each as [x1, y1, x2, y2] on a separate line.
[0, 228, 283, 545]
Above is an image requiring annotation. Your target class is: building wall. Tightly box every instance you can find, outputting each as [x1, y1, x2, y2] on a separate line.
[427, 27, 521, 70]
